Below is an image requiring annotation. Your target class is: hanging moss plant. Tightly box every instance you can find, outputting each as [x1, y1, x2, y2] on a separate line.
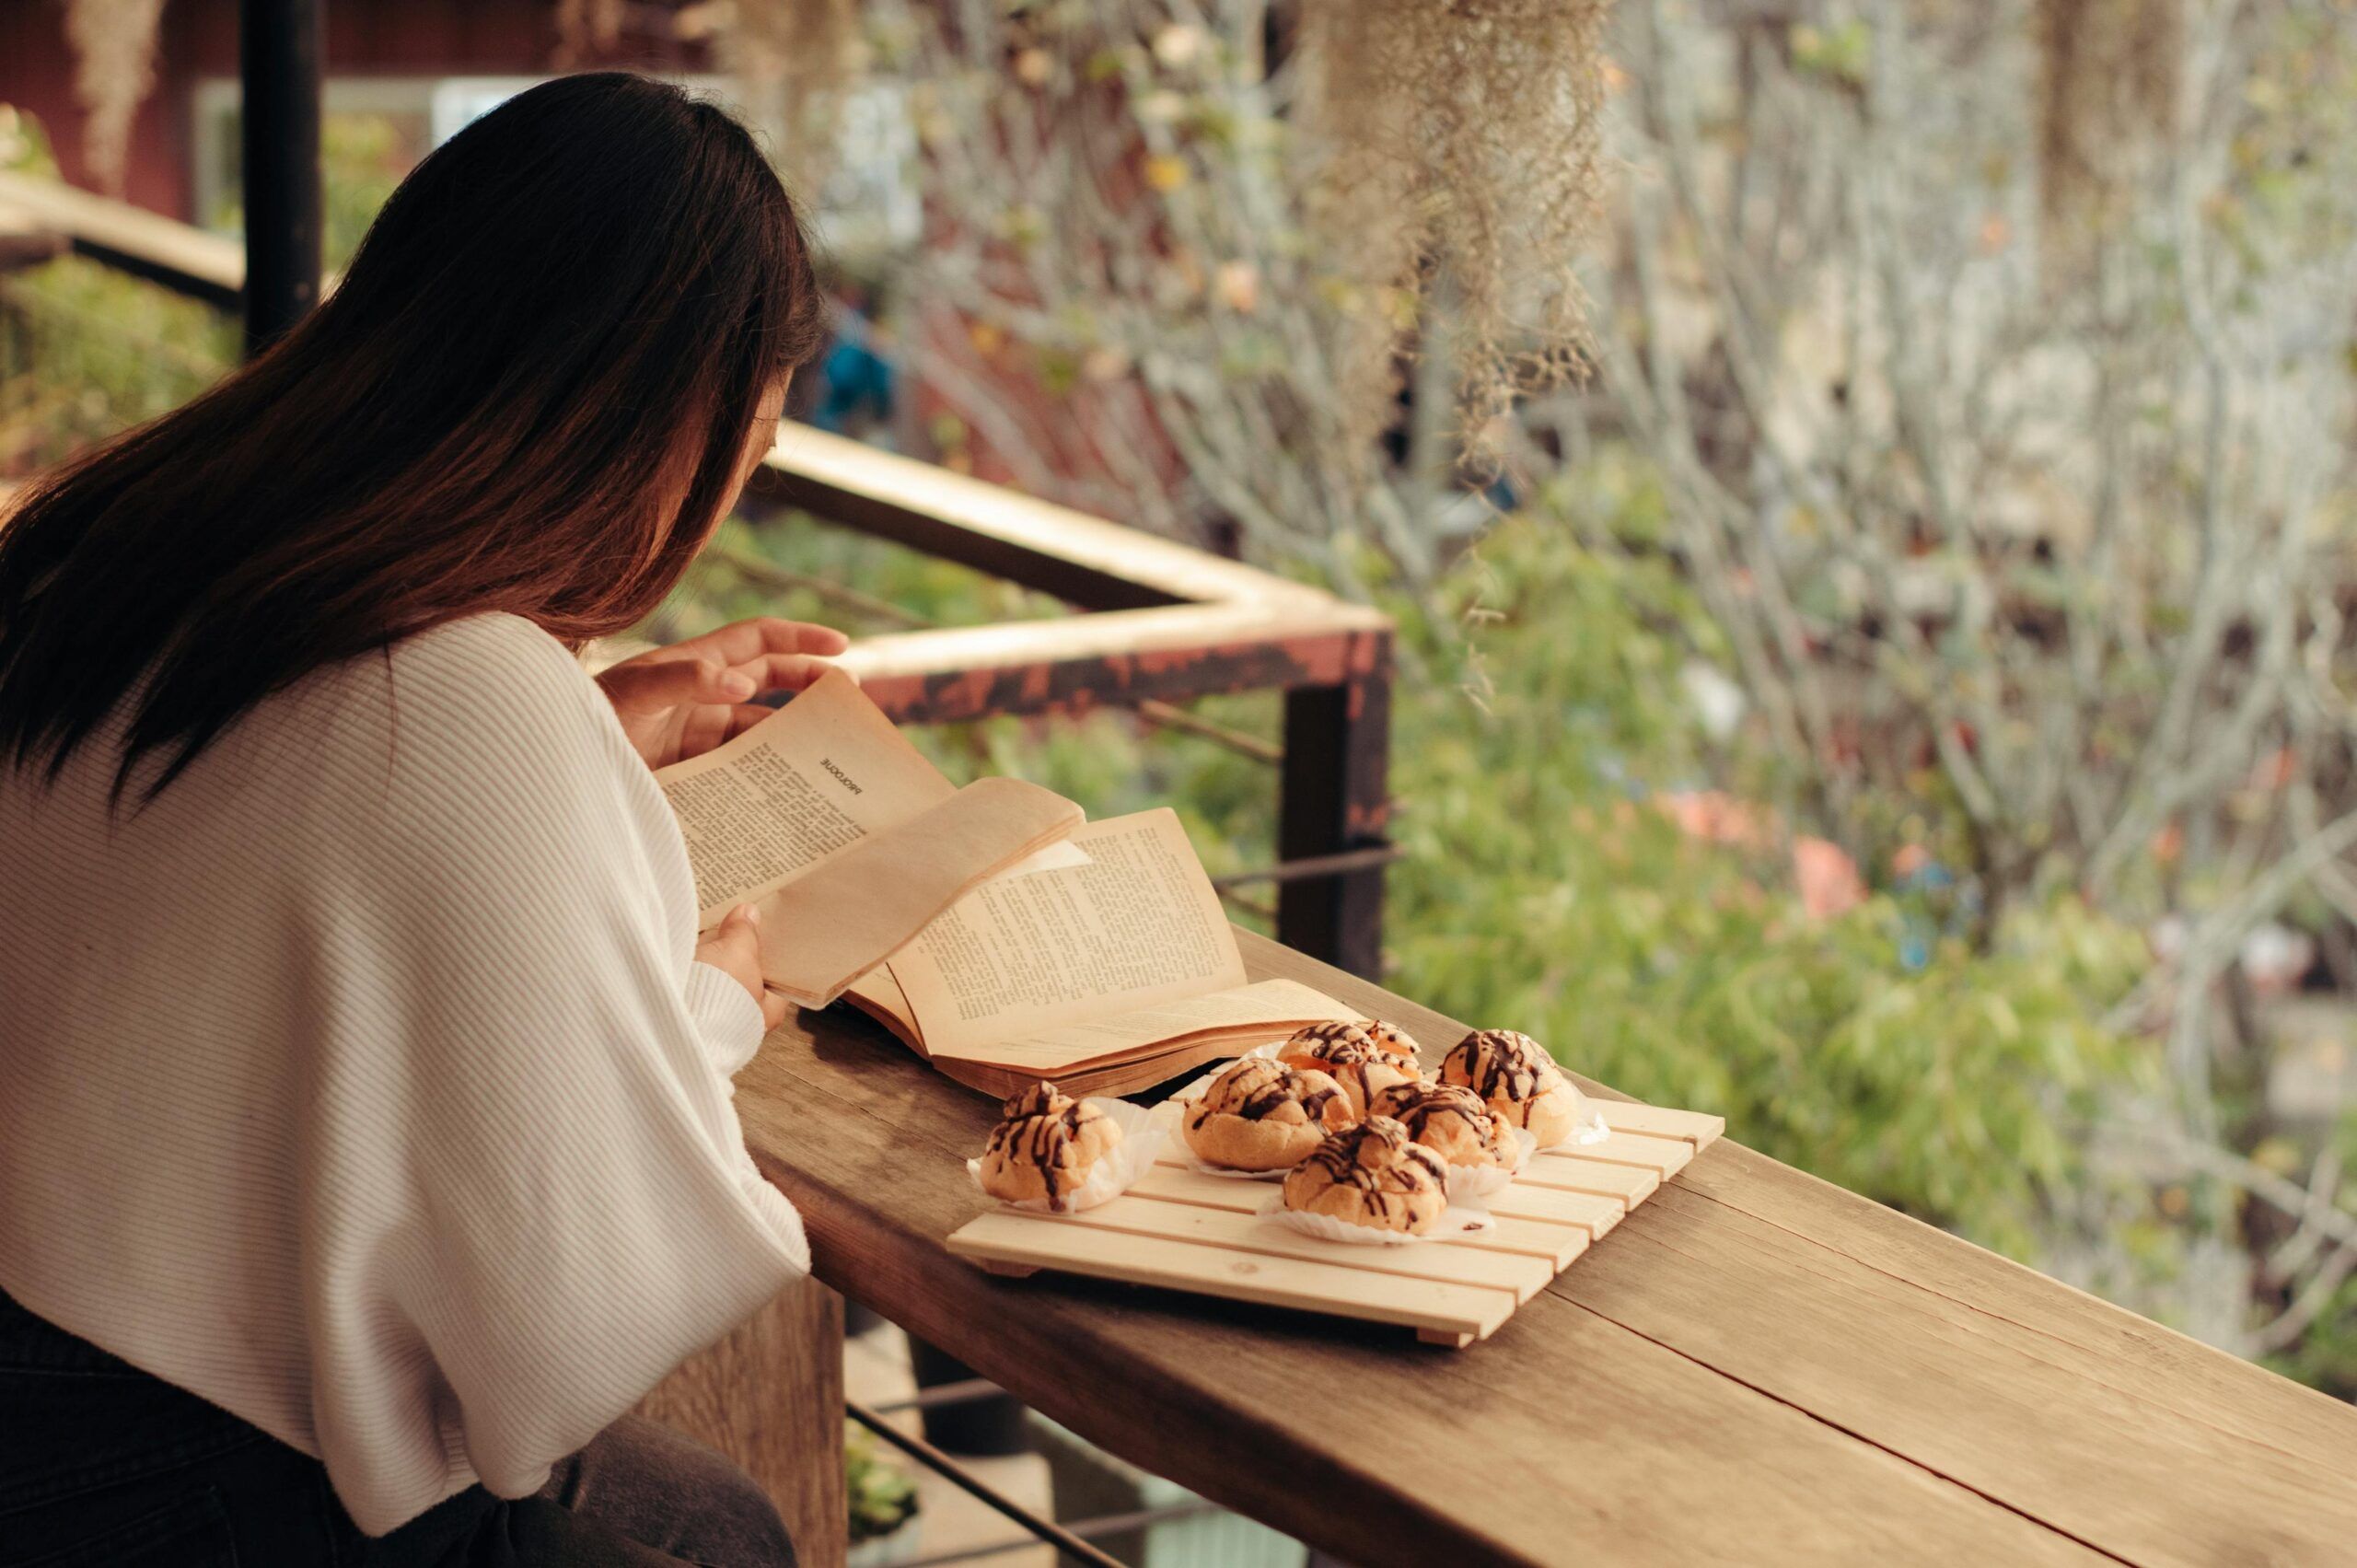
[1300, 0, 1613, 469]
[61, 0, 167, 193]
[2036, 0, 2183, 270]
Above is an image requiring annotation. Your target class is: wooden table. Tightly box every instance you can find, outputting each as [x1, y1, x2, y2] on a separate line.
[718, 931, 2357, 1566]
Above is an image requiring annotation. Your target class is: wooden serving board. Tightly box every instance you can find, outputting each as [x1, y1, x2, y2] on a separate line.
[946, 1100, 1724, 1347]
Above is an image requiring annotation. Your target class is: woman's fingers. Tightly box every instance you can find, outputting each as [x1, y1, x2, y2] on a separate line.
[671, 617, 850, 668]
[714, 900, 761, 949]
[721, 703, 781, 742]
[724, 652, 843, 696]
[703, 905, 788, 1029]
[599, 656, 753, 712]
[669, 704, 736, 763]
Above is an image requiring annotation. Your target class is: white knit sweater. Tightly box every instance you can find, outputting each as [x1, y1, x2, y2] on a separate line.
[0, 612, 809, 1536]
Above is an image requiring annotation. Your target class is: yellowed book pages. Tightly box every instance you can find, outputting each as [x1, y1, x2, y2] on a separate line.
[913, 981, 1364, 1098]
[654, 668, 957, 926]
[933, 978, 1358, 1073]
[883, 808, 1245, 1057]
[749, 777, 1085, 1009]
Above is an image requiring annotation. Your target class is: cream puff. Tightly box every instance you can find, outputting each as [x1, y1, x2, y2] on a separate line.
[1368, 1080, 1516, 1170]
[1355, 1017, 1422, 1064]
[1283, 1017, 1420, 1067]
[978, 1082, 1123, 1210]
[1438, 1028, 1589, 1148]
[1277, 1026, 1421, 1121]
[1181, 1058, 1353, 1171]
[1281, 1116, 1450, 1237]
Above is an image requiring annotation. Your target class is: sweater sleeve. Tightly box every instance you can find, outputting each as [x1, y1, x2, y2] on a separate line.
[682, 958, 811, 1257]
[302, 619, 809, 1521]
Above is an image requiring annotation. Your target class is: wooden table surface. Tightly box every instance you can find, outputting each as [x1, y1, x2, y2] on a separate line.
[734, 931, 2357, 1567]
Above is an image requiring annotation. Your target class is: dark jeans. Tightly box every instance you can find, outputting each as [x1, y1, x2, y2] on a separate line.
[0, 1293, 792, 1567]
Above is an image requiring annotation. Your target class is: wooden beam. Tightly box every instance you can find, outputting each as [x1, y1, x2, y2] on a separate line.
[758, 424, 1350, 612]
[0, 170, 244, 309]
[834, 605, 1386, 726]
[1277, 642, 1394, 977]
[636, 1279, 847, 1568]
[0, 197, 67, 273]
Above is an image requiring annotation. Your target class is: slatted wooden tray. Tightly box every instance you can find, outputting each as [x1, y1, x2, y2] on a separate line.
[946, 1100, 1724, 1347]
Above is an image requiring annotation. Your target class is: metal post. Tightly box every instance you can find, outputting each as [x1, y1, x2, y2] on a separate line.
[238, 0, 322, 356]
[1276, 633, 1392, 978]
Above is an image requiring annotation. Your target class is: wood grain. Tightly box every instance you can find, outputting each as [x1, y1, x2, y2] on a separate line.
[947, 1210, 1520, 1339]
[1131, 1165, 1591, 1269]
[958, 1191, 1560, 1303]
[721, 930, 2235, 1564]
[1515, 1155, 1658, 1206]
[1245, 934, 2357, 1568]
[636, 1279, 846, 1568]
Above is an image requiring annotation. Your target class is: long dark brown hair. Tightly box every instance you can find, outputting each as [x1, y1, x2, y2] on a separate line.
[0, 72, 824, 802]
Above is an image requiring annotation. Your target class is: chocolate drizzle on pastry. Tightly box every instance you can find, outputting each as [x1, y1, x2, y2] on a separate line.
[1354, 1018, 1421, 1061]
[1191, 1058, 1342, 1127]
[1288, 1031, 1383, 1070]
[983, 1082, 1109, 1206]
[1288, 1020, 1374, 1055]
[1288, 1017, 1417, 1064]
[1442, 1028, 1558, 1103]
[1000, 1082, 1064, 1122]
[1288, 1117, 1448, 1227]
[1371, 1081, 1501, 1147]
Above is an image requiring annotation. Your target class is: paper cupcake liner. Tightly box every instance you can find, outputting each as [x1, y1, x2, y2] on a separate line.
[968, 1098, 1167, 1214]
[1443, 1127, 1538, 1201]
[1535, 1090, 1612, 1151]
[1257, 1192, 1496, 1247]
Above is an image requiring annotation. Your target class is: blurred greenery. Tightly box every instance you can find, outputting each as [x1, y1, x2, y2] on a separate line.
[0, 109, 236, 473]
[844, 1423, 918, 1545]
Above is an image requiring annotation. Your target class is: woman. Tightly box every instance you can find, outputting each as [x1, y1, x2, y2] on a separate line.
[0, 74, 850, 1565]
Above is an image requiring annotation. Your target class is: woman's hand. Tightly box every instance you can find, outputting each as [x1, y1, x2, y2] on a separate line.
[597, 617, 851, 769]
[698, 903, 791, 1031]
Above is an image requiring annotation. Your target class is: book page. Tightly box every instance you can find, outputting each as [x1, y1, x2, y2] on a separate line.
[654, 668, 955, 924]
[749, 777, 1085, 1009]
[884, 808, 1246, 1054]
[927, 978, 1360, 1072]
[843, 965, 918, 1036]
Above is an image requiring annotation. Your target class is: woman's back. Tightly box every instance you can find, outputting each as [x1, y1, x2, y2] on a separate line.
[0, 612, 807, 1534]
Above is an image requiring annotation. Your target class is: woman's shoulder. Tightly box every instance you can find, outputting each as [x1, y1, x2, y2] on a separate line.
[381, 612, 618, 743]
[388, 610, 588, 689]
[348, 611, 648, 822]
[298, 611, 683, 944]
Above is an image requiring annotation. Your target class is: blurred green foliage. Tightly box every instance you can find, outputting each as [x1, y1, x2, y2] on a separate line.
[843, 1423, 918, 1545]
[0, 110, 235, 474]
[1, 108, 409, 478]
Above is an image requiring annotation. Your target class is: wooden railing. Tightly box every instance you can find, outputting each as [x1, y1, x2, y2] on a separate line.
[0, 168, 1396, 975]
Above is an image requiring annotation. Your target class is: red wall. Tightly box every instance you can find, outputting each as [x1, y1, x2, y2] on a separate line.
[0, 1, 704, 219]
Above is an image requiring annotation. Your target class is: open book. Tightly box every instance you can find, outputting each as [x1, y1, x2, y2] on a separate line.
[656, 670, 1358, 1098]
[842, 808, 1360, 1098]
[654, 669, 1085, 1010]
